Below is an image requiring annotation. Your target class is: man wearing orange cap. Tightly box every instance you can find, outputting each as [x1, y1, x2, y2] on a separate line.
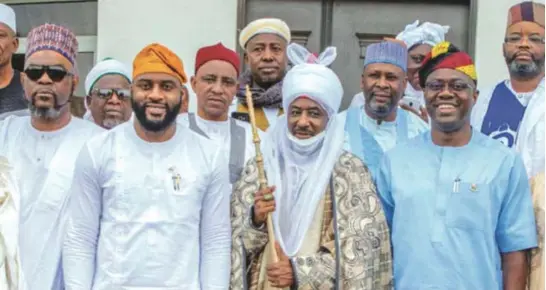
[63, 43, 231, 289]
[472, 1, 545, 179]
[180, 42, 259, 188]
[377, 42, 537, 289]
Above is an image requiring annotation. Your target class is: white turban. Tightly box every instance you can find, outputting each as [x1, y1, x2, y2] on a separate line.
[263, 43, 345, 257]
[282, 44, 342, 117]
[84, 58, 132, 96]
[396, 20, 450, 50]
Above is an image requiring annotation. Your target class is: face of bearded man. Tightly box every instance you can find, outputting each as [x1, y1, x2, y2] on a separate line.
[361, 62, 407, 120]
[131, 73, 182, 132]
[22, 50, 76, 121]
[503, 21, 545, 80]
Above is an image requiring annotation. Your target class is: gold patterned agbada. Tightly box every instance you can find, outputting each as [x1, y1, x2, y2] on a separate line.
[230, 152, 393, 289]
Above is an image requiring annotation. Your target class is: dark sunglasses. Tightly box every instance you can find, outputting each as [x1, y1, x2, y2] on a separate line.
[24, 65, 73, 82]
[92, 88, 131, 101]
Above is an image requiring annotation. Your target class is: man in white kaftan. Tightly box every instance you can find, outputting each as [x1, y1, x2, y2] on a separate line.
[63, 43, 231, 289]
[0, 24, 104, 290]
[471, 1, 545, 178]
[342, 40, 428, 180]
[179, 42, 258, 187]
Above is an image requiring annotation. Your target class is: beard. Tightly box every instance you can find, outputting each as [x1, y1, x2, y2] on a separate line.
[505, 51, 544, 79]
[102, 117, 124, 129]
[28, 92, 64, 120]
[131, 99, 181, 132]
[365, 91, 397, 119]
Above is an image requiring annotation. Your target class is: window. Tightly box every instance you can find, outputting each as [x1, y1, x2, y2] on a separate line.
[8, 1, 98, 97]
[355, 32, 396, 60]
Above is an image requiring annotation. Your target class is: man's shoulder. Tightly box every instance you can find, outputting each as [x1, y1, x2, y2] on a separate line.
[334, 151, 370, 175]
[70, 117, 106, 135]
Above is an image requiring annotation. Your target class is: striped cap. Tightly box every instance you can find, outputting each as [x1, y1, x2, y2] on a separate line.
[25, 23, 78, 66]
[419, 41, 477, 88]
[364, 41, 408, 72]
[507, 1, 545, 27]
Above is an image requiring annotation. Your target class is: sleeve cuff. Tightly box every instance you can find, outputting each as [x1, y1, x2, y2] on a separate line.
[290, 258, 299, 289]
[498, 228, 538, 253]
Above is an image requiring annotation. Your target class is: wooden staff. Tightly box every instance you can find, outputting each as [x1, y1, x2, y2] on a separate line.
[245, 85, 279, 267]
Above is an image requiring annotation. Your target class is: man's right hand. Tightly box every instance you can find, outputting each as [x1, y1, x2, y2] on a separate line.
[252, 186, 276, 226]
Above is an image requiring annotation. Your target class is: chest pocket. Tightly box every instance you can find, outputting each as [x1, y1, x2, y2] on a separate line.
[37, 172, 73, 212]
[446, 182, 490, 231]
[168, 175, 205, 222]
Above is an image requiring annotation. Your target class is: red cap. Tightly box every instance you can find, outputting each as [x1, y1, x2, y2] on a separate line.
[194, 42, 241, 76]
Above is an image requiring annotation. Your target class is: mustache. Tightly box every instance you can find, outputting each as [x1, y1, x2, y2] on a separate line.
[509, 51, 537, 62]
[32, 88, 57, 98]
[293, 128, 313, 134]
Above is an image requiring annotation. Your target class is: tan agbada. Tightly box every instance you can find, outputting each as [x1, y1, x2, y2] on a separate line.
[529, 172, 544, 290]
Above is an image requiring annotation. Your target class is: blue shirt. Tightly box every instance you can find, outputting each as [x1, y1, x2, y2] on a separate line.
[376, 130, 537, 290]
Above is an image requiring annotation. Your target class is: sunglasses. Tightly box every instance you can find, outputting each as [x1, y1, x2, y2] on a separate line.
[24, 65, 73, 82]
[92, 88, 131, 101]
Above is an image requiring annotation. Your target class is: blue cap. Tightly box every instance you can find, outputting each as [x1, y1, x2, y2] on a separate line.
[364, 41, 408, 72]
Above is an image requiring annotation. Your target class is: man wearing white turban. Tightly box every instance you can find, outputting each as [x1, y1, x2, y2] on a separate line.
[83, 58, 132, 129]
[350, 20, 450, 122]
[230, 43, 392, 289]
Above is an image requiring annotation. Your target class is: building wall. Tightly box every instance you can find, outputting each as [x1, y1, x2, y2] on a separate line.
[8, 0, 542, 111]
[96, 0, 238, 113]
[474, 0, 545, 90]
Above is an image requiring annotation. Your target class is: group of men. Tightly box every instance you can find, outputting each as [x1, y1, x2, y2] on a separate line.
[0, 0, 543, 289]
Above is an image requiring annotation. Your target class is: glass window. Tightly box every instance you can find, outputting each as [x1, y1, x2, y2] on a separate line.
[8, 1, 97, 37]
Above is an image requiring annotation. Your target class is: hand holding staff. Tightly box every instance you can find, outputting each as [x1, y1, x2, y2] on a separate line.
[245, 85, 279, 267]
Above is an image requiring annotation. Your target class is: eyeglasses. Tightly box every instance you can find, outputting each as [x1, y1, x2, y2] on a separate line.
[425, 80, 473, 92]
[24, 65, 73, 82]
[91, 88, 131, 101]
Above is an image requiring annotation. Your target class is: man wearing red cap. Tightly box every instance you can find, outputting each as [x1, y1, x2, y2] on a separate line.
[376, 41, 537, 289]
[472, 1, 545, 180]
[180, 42, 259, 187]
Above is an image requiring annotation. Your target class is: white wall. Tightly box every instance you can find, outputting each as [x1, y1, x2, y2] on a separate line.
[96, 0, 238, 113]
[474, 0, 545, 90]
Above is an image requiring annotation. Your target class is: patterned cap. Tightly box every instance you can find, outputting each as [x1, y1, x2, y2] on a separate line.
[418, 41, 477, 88]
[25, 23, 79, 66]
[508, 1, 545, 28]
[364, 41, 408, 72]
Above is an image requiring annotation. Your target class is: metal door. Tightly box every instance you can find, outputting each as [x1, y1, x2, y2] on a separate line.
[331, 0, 471, 108]
[239, 0, 474, 110]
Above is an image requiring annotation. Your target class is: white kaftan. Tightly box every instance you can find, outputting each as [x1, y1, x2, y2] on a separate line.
[177, 113, 260, 187]
[0, 115, 104, 290]
[63, 121, 232, 290]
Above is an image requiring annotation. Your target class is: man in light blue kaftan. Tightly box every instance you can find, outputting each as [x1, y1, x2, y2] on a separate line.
[342, 41, 428, 180]
[376, 41, 537, 290]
